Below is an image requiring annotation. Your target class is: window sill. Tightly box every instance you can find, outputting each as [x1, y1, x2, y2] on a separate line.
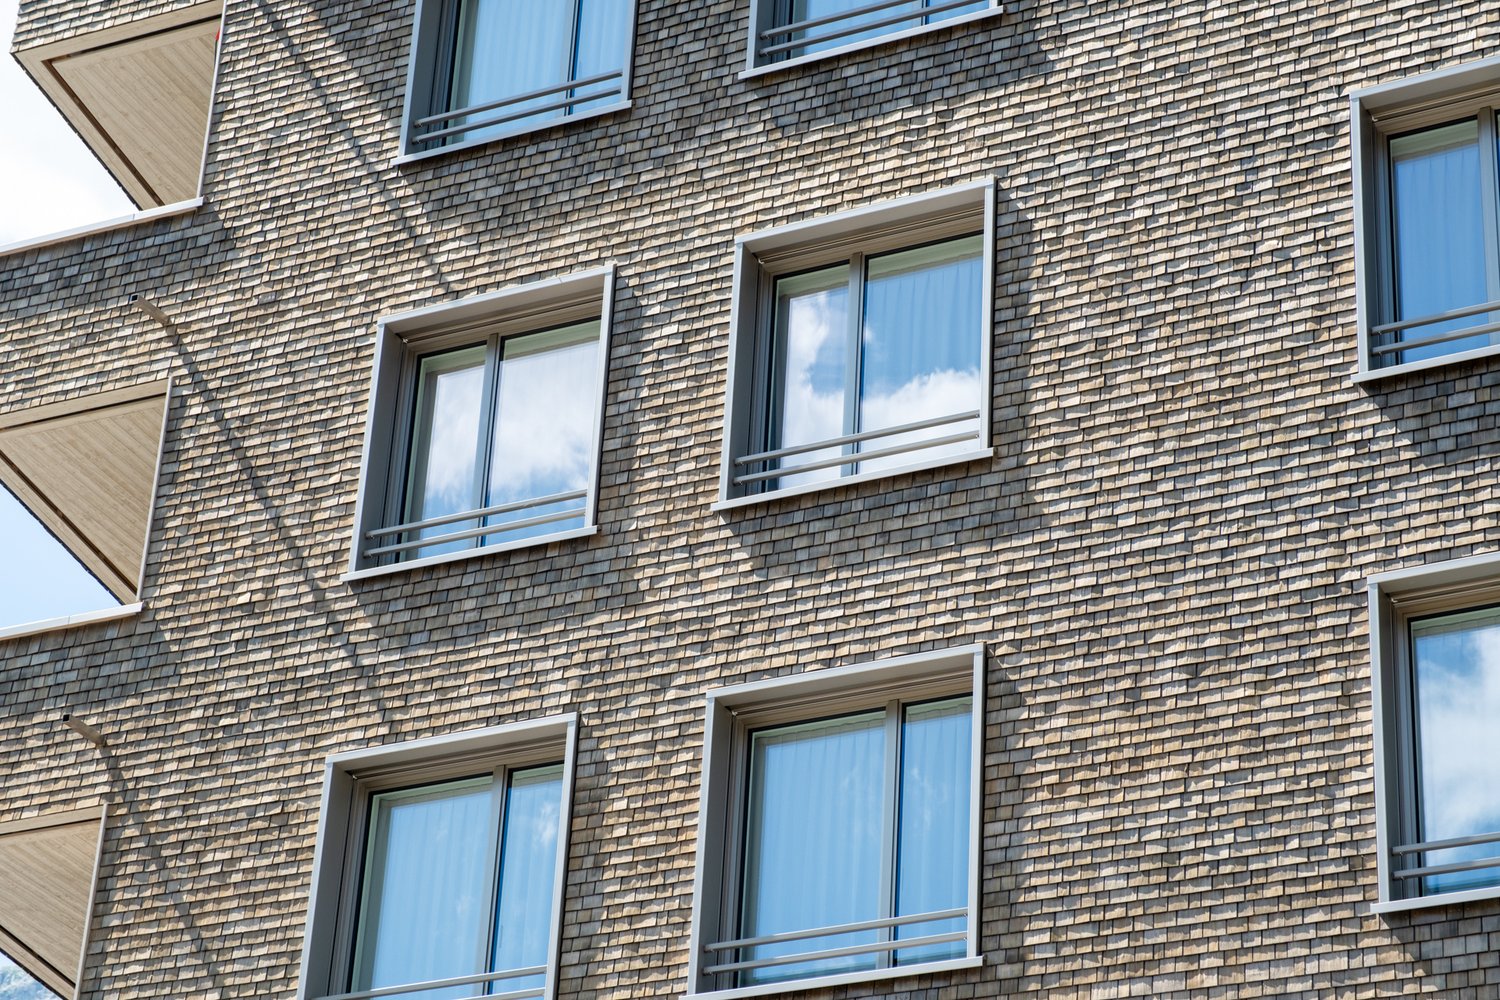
[0, 602, 144, 642]
[713, 447, 994, 514]
[342, 525, 598, 582]
[737, 6, 1003, 81]
[689, 955, 983, 1000]
[1372, 883, 1500, 915]
[0, 199, 203, 258]
[1353, 341, 1500, 384]
[394, 100, 631, 167]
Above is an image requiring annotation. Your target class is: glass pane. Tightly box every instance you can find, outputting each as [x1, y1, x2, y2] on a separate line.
[739, 711, 885, 985]
[491, 765, 565, 992]
[352, 777, 498, 998]
[1388, 119, 1493, 362]
[1409, 605, 1500, 895]
[767, 264, 850, 490]
[405, 346, 487, 559]
[857, 234, 983, 474]
[483, 321, 599, 545]
[571, 0, 631, 114]
[0, 950, 61, 1000]
[448, 0, 575, 138]
[894, 697, 971, 965]
[777, 1, 986, 60]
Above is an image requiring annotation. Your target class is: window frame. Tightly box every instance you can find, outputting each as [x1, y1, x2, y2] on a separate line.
[397, 0, 638, 162]
[686, 645, 985, 1000]
[297, 715, 579, 1000]
[740, 0, 1004, 78]
[1368, 551, 1500, 914]
[1351, 55, 1500, 382]
[715, 180, 996, 511]
[346, 268, 614, 581]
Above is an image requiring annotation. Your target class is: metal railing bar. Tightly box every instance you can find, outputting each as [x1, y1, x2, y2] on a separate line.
[707, 908, 965, 952]
[1371, 296, 1500, 335]
[1392, 854, 1500, 880]
[761, 0, 928, 39]
[416, 70, 622, 127]
[759, 0, 980, 57]
[415, 85, 623, 145]
[368, 489, 587, 540]
[317, 965, 547, 1000]
[733, 429, 979, 486]
[1370, 318, 1500, 356]
[702, 931, 966, 975]
[363, 507, 584, 558]
[1392, 829, 1500, 854]
[737, 411, 979, 467]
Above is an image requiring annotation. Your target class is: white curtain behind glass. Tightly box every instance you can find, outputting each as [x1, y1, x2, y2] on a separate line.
[783, 1, 987, 57]
[1411, 609, 1500, 895]
[450, 0, 572, 133]
[491, 766, 564, 992]
[740, 713, 885, 984]
[1390, 120, 1492, 361]
[894, 698, 970, 964]
[353, 778, 498, 999]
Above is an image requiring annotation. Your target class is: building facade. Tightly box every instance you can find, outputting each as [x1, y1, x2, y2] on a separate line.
[2, 0, 1500, 997]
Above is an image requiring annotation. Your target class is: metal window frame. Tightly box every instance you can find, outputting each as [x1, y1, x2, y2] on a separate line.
[716, 180, 997, 510]
[296, 715, 580, 1000]
[398, 0, 638, 160]
[1368, 552, 1500, 914]
[740, 0, 1002, 78]
[1351, 56, 1500, 382]
[686, 645, 986, 1000]
[345, 268, 615, 581]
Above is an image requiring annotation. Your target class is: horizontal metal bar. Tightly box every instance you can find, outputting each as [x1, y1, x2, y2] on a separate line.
[1392, 854, 1500, 880]
[363, 506, 584, 558]
[416, 70, 622, 127]
[1393, 829, 1500, 855]
[734, 429, 979, 486]
[1370, 317, 1500, 356]
[737, 411, 979, 467]
[703, 931, 966, 975]
[368, 489, 588, 540]
[708, 907, 966, 953]
[415, 85, 622, 145]
[760, 0, 980, 57]
[761, 0, 927, 38]
[318, 966, 546, 1000]
[1371, 296, 1500, 335]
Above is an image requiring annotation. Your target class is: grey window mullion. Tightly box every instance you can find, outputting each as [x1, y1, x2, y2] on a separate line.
[876, 701, 901, 970]
[565, 0, 585, 114]
[1477, 108, 1500, 341]
[482, 767, 510, 983]
[473, 335, 502, 547]
[843, 255, 865, 476]
[1400, 622, 1428, 895]
[757, 264, 786, 485]
[1375, 131, 1399, 352]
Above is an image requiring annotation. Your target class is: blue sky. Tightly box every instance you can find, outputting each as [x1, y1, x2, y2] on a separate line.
[1, 0, 134, 634]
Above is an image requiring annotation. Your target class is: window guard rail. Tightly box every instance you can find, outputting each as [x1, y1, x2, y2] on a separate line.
[362, 488, 587, 558]
[412, 70, 624, 146]
[758, 0, 982, 59]
[318, 964, 547, 1000]
[703, 907, 967, 976]
[733, 410, 980, 486]
[1369, 297, 1500, 358]
[1391, 829, 1500, 881]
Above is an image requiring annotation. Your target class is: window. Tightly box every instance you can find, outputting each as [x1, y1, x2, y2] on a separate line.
[298, 716, 577, 1000]
[743, 0, 1002, 74]
[1351, 56, 1500, 379]
[349, 269, 612, 578]
[401, 0, 635, 156]
[717, 181, 994, 507]
[687, 646, 983, 998]
[1369, 553, 1500, 912]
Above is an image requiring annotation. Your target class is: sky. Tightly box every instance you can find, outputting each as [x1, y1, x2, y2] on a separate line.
[0, 0, 129, 633]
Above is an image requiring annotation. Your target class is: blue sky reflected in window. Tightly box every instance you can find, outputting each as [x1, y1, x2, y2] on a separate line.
[0, 950, 58, 1000]
[0, 483, 117, 630]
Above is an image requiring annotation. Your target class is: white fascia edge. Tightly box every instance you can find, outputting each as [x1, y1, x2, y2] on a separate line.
[0, 200, 202, 259]
[0, 602, 144, 642]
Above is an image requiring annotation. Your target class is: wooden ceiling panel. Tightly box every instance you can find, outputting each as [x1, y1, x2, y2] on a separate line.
[0, 812, 103, 997]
